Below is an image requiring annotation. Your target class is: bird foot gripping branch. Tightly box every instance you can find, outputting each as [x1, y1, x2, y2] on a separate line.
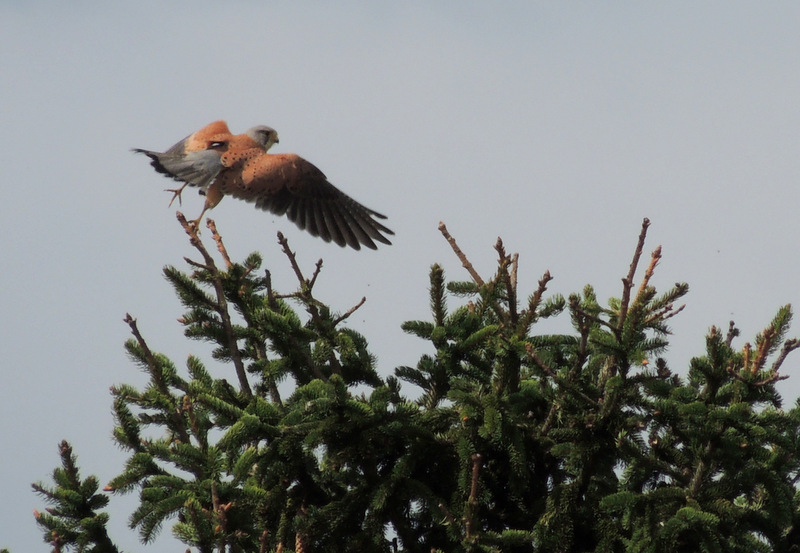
[134, 120, 394, 250]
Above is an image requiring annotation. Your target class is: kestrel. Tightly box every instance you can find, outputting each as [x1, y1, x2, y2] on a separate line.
[134, 121, 393, 250]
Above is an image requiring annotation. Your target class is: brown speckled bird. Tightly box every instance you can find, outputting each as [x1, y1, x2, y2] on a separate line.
[134, 121, 393, 250]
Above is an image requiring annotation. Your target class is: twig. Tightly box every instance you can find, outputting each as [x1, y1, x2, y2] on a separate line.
[725, 321, 740, 347]
[176, 212, 252, 397]
[333, 297, 366, 326]
[207, 218, 232, 269]
[277, 231, 307, 286]
[494, 238, 519, 325]
[123, 313, 160, 382]
[751, 326, 776, 374]
[259, 530, 269, 553]
[618, 218, 650, 332]
[568, 298, 616, 332]
[464, 453, 482, 540]
[771, 338, 800, 374]
[183, 257, 210, 271]
[510, 252, 519, 304]
[634, 245, 662, 300]
[438, 222, 484, 286]
[525, 342, 556, 376]
[437, 502, 458, 526]
[644, 303, 686, 326]
[540, 403, 558, 436]
[308, 259, 324, 291]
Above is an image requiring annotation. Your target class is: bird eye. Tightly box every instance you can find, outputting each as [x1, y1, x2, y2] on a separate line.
[210, 141, 227, 148]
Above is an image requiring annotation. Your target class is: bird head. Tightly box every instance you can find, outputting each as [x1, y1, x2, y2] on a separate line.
[245, 125, 280, 151]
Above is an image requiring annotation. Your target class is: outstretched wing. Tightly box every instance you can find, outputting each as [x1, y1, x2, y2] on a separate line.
[219, 152, 394, 250]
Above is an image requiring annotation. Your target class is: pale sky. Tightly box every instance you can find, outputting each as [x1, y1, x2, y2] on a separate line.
[3, 3, 800, 551]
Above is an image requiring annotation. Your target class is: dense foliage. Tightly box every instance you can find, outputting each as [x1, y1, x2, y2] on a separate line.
[31, 217, 800, 553]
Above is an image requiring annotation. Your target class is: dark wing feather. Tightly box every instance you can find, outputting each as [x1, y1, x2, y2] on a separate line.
[219, 153, 393, 250]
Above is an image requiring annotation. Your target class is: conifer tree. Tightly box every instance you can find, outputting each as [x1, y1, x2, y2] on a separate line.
[29, 215, 800, 553]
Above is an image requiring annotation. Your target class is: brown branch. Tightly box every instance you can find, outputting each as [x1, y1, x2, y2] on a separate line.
[438, 222, 484, 286]
[465, 453, 482, 540]
[494, 238, 518, 326]
[308, 259, 324, 291]
[726, 362, 789, 386]
[540, 403, 558, 436]
[752, 326, 776, 374]
[333, 296, 367, 326]
[618, 218, 650, 332]
[206, 218, 232, 269]
[123, 313, 161, 382]
[437, 502, 458, 527]
[177, 212, 252, 397]
[277, 231, 307, 286]
[510, 252, 519, 323]
[771, 338, 800, 374]
[725, 321, 740, 347]
[259, 530, 269, 553]
[644, 303, 686, 326]
[634, 245, 662, 301]
[525, 342, 556, 376]
[183, 257, 210, 271]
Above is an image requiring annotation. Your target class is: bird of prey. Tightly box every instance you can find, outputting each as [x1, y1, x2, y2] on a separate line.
[134, 121, 393, 250]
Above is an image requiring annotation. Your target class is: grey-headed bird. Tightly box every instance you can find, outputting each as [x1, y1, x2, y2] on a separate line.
[134, 121, 392, 250]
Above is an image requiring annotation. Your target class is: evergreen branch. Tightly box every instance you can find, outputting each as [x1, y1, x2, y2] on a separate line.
[32, 441, 119, 553]
[642, 303, 686, 332]
[525, 342, 597, 406]
[438, 221, 485, 286]
[430, 264, 448, 327]
[518, 270, 553, 335]
[277, 231, 344, 378]
[726, 363, 790, 387]
[618, 217, 650, 334]
[206, 218, 232, 269]
[265, 269, 278, 308]
[123, 313, 191, 444]
[752, 325, 777, 375]
[177, 211, 252, 397]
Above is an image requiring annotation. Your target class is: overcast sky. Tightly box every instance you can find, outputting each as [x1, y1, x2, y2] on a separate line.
[3, 3, 800, 551]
